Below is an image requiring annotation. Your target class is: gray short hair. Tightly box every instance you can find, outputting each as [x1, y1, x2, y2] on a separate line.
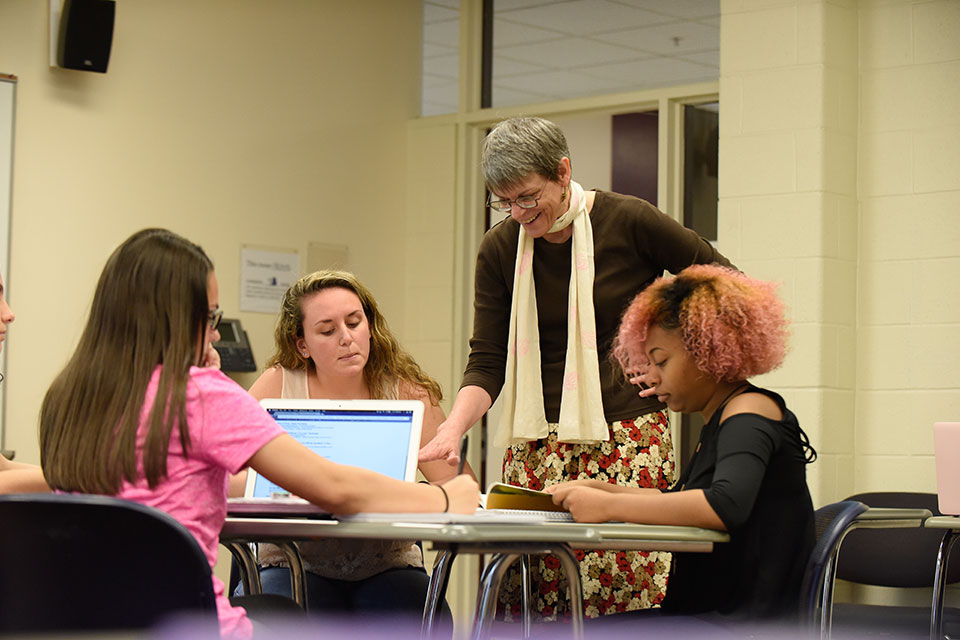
[481, 117, 571, 193]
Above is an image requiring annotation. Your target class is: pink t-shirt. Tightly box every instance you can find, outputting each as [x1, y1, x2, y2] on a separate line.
[116, 366, 284, 639]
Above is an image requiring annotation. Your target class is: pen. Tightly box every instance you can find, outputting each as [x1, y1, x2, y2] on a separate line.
[457, 436, 469, 475]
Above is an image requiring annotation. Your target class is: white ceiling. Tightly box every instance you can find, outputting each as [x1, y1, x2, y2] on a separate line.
[422, 0, 720, 115]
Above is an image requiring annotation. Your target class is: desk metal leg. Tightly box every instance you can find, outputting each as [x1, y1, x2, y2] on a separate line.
[422, 548, 457, 639]
[520, 554, 532, 639]
[931, 530, 959, 640]
[225, 541, 261, 596]
[471, 546, 583, 640]
[473, 553, 521, 640]
[275, 541, 308, 610]
[553, 545, 584, 640]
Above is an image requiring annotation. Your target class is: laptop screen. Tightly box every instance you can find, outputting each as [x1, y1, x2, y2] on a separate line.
[247, 399, 424, 499]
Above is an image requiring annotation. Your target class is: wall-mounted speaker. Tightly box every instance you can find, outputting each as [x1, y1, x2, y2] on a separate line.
[57, 0, 115, 73]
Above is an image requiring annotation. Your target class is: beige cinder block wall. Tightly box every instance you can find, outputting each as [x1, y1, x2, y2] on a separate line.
[855, 0, 960, 492]
[0, 0, 422, 461]
[719, 0, 859, 506]
[720, 0, 960, 505]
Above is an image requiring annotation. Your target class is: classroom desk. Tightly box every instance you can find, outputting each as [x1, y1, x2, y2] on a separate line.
[221, 515, 729, 640]
[923, 516, 960, 640]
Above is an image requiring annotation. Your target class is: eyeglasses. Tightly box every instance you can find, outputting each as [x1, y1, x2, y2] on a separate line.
[486, 182, 548, 213]
[208, 308, 223, 331]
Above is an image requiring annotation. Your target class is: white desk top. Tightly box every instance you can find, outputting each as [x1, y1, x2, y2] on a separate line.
[222, 516, 729, 553]
[924, 515, 960, 530]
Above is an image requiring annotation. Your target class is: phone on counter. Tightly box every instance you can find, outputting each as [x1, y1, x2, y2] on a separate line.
[213, 318, 256, 372]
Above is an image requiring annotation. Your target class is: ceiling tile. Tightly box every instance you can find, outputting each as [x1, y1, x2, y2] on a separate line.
[422, 73, 456, 89]
[612, 0, 719, 20]
[423, 53, 460, 79]
[424, 19, 459, 48]
[493, 17, 567, 46]
[495, 67, 634, 96]
[679, 50, 720, 68]
[423, 42, 457, 58]
[595, 20, 719, 55]
[499, 0, 674, 36]
[576, 55, 718, 86]
[493, 57, 549, 77]
[495, 0, 564, 11]
[425, 0, 460, 9]
[491, 85, 553, 107]
[424, 3, 459, 23]
[496, 38, 641, 69]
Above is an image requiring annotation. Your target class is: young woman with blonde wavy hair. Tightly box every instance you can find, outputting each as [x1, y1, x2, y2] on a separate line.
[241, 270, 472, 620]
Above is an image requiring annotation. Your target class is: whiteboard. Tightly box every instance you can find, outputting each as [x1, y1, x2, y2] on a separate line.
[0, 75, 14, 447]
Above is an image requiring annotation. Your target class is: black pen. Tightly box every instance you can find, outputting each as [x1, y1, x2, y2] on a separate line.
[456, 436, 469, 475]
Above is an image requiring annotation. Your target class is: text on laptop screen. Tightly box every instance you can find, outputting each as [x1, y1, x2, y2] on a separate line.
[253, 407, 415, 499]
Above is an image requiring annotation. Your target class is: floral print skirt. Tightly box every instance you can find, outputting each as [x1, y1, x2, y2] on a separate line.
[498, 410, 674, 621]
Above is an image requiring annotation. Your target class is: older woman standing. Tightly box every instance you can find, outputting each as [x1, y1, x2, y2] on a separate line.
[420, 117, 733, 620]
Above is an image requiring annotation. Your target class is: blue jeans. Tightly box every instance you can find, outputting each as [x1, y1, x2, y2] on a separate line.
[236, 565, 453, 623]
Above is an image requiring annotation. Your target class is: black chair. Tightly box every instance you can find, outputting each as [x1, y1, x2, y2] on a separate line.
[0, 493, 217, 634]
[800, 499, 869, 637]
[829, 492, 960, 639]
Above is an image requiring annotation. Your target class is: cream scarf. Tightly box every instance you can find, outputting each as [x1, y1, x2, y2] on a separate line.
[494, 180, 608, 447]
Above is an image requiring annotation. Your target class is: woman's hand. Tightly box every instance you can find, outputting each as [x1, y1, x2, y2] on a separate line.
[419, 385, 491, 465]
[440, 474, 481, 514]
[549, 484, 614, 523]
[626, 365, 658, 399]
[200, 343, 221, 369]
[419, 420, 464, 466]
[545, 478, 613, 493]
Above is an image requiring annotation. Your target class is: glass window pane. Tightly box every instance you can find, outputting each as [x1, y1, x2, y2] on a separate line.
[492, 0, 719, 108]
[683, 102, 719, 242]
[422, 0, 460, 116]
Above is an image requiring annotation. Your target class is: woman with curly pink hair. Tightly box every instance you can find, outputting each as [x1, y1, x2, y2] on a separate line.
[548, 264, 817, 622]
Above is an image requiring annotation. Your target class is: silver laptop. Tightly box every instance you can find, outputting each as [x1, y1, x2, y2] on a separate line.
[228, 398, 424, 516]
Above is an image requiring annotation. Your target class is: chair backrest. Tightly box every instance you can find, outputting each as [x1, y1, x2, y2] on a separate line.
[836, 491, 960, 588]
[0, 493, 217, 633]
[800, 500, 869, 628]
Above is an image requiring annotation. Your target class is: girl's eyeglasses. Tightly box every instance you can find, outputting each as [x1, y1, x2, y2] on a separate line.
[208, 308, 223, 331]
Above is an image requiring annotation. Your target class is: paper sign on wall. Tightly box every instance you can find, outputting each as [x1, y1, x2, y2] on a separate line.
[240, 247, 300, 313]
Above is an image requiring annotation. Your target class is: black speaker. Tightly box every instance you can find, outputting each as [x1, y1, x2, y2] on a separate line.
[57, 0, 115, 73]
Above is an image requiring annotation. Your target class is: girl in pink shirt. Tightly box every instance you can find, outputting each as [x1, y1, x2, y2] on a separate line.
[38, 229, 478, 638]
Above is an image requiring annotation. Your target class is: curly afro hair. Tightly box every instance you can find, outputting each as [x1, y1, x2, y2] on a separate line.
[613, 264, 789, 383]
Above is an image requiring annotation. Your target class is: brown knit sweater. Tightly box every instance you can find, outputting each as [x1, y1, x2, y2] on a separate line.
[461, 190, 733, 425]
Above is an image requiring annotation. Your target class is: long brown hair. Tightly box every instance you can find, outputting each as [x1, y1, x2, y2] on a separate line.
[40, 229, 214, 493]
[267, 270, 443, 404]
